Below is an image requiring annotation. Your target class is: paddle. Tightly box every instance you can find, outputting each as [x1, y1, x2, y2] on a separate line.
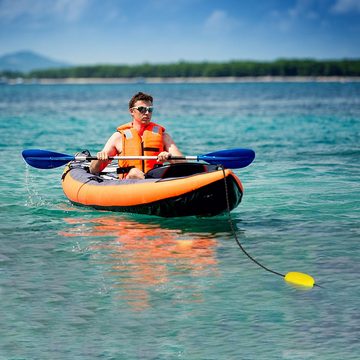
[22, 148, 255, 170]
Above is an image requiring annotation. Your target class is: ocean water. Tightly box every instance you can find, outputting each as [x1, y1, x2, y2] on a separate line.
[0, 82, 359, 359]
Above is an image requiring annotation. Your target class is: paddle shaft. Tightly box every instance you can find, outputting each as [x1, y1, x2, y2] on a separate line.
[74, 155, 198, 161]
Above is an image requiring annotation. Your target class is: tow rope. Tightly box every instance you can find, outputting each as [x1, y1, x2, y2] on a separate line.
[221, 166, 320, 288]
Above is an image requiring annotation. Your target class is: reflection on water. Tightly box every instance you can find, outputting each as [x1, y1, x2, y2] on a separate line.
[59, 216, 227, 311]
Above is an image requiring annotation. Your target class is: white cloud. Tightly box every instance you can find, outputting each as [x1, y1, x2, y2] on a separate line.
[0, 0, 90, 22]
[331, 0, 360, 14]
[54, 0, 89, 22]
[288, 0, 313, 18]
[287, 0, 322, 22]
[270, 0, 320, 32]
[203, 9, 239, 34]
[0, 0, 40, 21]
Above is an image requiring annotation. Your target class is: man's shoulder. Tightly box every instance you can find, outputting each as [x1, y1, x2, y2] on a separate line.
[109, 131, 122, 140]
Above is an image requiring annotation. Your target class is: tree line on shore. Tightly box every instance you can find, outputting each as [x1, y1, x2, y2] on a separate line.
[2, 59, 360, 79]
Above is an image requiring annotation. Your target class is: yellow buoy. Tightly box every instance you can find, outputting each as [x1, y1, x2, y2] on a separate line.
[284, 272, 315, 288]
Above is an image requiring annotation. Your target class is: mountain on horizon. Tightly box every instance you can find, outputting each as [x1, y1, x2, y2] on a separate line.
[0, 50, 71, 72]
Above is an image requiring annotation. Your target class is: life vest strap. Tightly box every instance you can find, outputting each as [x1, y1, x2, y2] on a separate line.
[143, 147, 160, 152]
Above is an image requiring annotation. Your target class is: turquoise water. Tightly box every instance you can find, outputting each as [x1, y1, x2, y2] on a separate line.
[1, 82, 359, 359]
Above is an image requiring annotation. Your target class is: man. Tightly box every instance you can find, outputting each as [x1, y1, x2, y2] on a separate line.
[90, 91, 183, 179]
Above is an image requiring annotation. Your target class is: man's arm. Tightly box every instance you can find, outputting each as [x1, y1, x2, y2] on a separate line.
[89, 132, 122, 174]
[159, 132, 184, 163]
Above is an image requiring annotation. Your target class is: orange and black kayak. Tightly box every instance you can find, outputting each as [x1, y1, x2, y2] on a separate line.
[62, 162, 243, 217]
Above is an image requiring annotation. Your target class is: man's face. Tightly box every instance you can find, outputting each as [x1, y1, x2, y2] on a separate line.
[130, 100, 153, 126]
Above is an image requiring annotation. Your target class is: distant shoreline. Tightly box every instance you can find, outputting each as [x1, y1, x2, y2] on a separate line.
[5, 76, 360, 85]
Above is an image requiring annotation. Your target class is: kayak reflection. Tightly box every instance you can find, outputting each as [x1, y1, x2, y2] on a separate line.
[60, 216, 221, 310]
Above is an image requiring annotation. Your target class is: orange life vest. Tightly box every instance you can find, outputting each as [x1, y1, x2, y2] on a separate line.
[116, 122, 165, 177]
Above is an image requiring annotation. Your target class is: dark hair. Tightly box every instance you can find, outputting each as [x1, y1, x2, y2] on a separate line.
[129, 92, 153, 108]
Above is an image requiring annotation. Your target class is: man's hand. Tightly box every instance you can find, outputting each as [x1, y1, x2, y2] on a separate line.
[157, 151, 170, 162]
[96, 151, 109, 160]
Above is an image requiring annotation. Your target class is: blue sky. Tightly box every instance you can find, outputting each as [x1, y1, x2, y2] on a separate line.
[0, 0, 359, 65]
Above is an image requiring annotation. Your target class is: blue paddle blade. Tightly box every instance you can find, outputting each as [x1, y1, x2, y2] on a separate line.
[199, 148, 255, 169]
[22, 149, 75, 169]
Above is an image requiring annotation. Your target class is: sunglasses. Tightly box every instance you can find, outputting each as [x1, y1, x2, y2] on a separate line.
[131, 106, 153, 114]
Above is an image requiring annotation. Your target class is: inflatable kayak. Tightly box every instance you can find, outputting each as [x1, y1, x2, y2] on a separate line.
[61, 162, 243, 217]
